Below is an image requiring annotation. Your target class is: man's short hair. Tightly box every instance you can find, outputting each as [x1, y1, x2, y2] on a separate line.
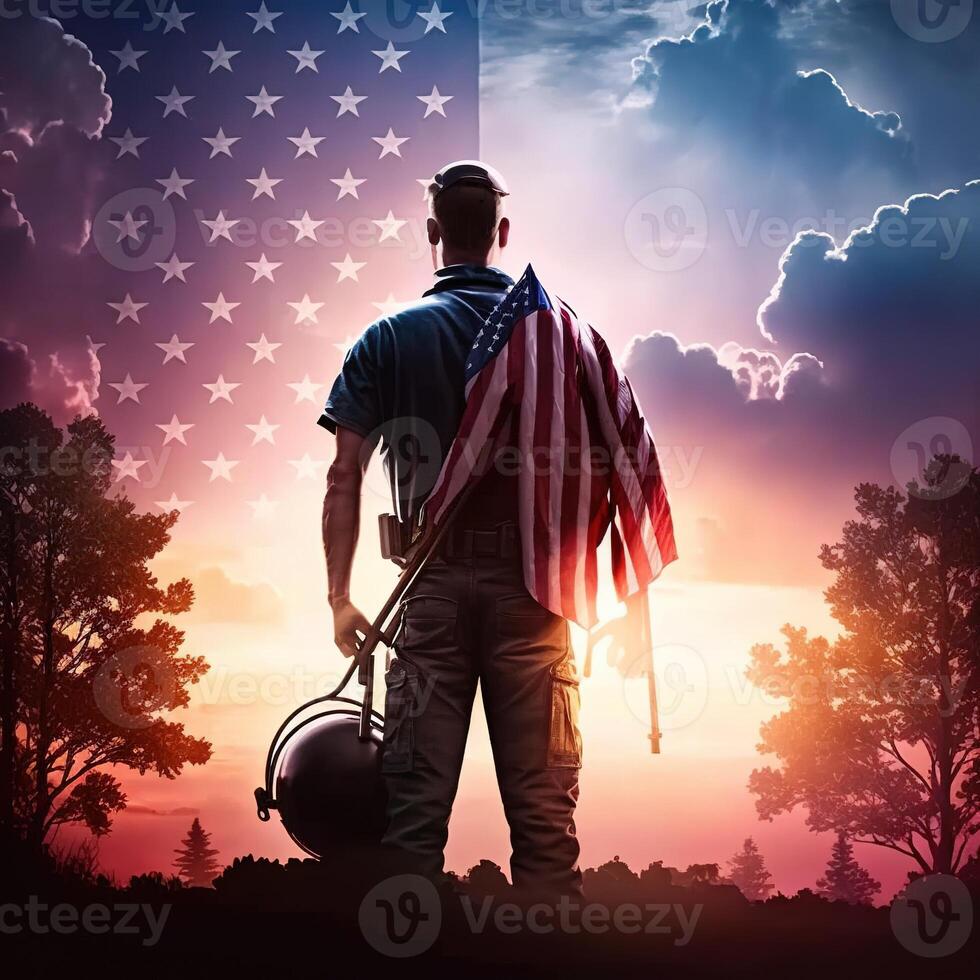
[427, 179, 503, 254]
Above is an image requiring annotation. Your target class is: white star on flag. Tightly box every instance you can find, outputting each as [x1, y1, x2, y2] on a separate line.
[203, 41, 240, 72]
[287, 376, 324, 403]
[202, 453, 239, 482]
[246, 416, 280, 445]
[247, 2, 282, 33]
[109, 129, 146, 158]
[246, 86, 283, 117]
[156, 168, 194, 200]
[331, 86, 366, 117]
[288, 42, 324, 72]
[373, 294, 411, 316]
[246, 168, 283, 199]
[332, 2, 365, 33]
[201, 211, 240, 243]
[418, 86, 453, 118]
[110, 41, 146, 72]
[332, 254, 366, 283]
[108, 374, 148, 404]
[203, 128, 240, 158]
[418, 2, 452, 33]
[331, 168, 366, 200]
[156, 85, 195, 118]
[155, 492, 194, 514]
[246, 335, 281, 364]
[246, 254, 282, 283]
[155, 254, 194, 283]
[112, 452, 147, 482]
[158, 2, 194, 33]
[107, 294, 147, 324]
[108, 211, 147, 243]
[287, 211, 324, 242]
[289, 454, 325, 480]
[156, 335, 194, 364]
[203, 375, 241, 404]
[248, 494, 278, 518]
[203, 293, 240, 323]
[287, 295, 324, 324]
[288, 127, 324, 158]
[372, 128, 409, 159]
[157, 415, 195, 445]
[372, 211, 406, 242]
[372, 41, 409, 73]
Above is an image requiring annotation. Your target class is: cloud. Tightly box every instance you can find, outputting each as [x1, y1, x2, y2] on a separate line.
[0, 121, 106, 254]
[0, 18, 110, 418]
[628, 0, 911, 190]
[622, 175, 979, 585]
[0, 188, 33, 266]
[757, 180, 980, 428]
[125, 805, 200, 818]
[0, 337, 100, 423]
[482, 0, 679, 103]
[0, 15, 111, 138]
[187, 568, 287, 626]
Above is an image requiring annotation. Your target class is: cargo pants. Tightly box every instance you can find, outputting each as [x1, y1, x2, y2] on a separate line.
[380, 536, 584, 897]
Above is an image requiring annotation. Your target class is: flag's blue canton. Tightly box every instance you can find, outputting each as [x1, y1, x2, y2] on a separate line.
[464, 265, 549, 382]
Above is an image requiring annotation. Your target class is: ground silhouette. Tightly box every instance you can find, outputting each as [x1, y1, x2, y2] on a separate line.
[3, 845, 976, 978]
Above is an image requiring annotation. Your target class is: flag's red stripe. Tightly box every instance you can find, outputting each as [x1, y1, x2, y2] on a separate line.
[531, 311, 556, 608]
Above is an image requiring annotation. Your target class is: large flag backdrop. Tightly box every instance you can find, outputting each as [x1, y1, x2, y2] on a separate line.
[10, 1, 478, 527]
[0, 1, 482, 869]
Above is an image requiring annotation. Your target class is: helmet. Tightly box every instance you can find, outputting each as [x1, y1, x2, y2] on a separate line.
[257, 700, 386, 859]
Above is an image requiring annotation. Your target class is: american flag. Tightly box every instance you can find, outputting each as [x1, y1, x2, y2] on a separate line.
[13, 2, 477, 525]
[424, 265, 677, 628]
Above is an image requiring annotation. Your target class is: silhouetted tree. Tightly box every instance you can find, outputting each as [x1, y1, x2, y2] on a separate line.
[727, 838, 773, 901]
[463, 859, 509, 895]
[747, 458, 980, 874]
[816, 832, 880, 905]
[0, 405, 211, 855]
[673, 862, 721, 887]
[174, 817, 220, 886]
[639, 860, 672, 890]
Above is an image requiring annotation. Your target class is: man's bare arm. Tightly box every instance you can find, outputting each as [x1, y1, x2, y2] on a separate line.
[323, 426, 372, 658]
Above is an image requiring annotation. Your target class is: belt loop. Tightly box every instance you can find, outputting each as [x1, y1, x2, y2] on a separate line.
[498, 522, 515, 558]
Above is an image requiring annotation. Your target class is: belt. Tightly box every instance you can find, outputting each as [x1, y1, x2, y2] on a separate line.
[441, 521, 519, 560]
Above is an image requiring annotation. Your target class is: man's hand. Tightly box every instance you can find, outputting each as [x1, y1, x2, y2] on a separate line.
[331, 597, 372, 659]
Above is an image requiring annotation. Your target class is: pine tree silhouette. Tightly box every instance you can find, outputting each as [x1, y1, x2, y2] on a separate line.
[174, 818, 220, 887]
[727, 837, 774, 901]
[816, 832, 880, 905]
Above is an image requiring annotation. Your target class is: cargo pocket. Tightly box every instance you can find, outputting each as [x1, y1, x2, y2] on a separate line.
[547, 656, 583, 769]
[382, 658, 420, 774]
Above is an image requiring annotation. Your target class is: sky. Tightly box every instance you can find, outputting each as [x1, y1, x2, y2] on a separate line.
[1, 0, 977, 900]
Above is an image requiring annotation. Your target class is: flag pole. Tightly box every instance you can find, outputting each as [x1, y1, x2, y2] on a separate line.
[639, 589, 662, 754]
